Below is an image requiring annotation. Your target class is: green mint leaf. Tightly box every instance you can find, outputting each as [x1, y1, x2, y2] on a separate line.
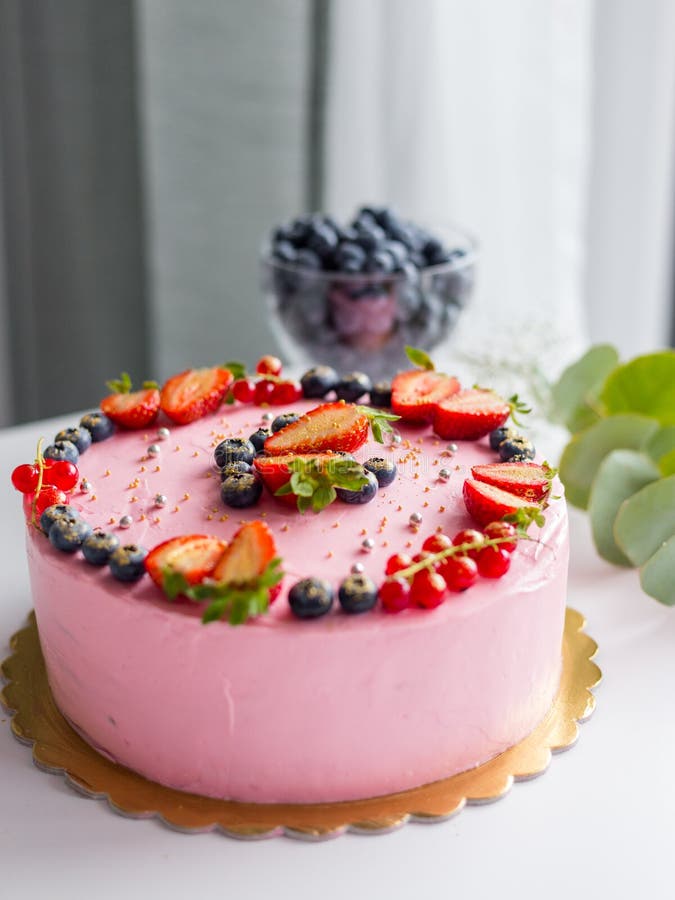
[224, 360, 248, 381]
[297, 494, 313, 514]
[202, 596, 230, 623]
[405, 346, 435, 371]
[224, 392, 236, 405]
[274, 481, 294, 496]
[312, 484, 337, 512]
[162, 568, 190, 600]
[290, 472, 314, 496]
[508, 394, 532, 427]
[142, 380, 159, 390]
[355, 406, 400, 444]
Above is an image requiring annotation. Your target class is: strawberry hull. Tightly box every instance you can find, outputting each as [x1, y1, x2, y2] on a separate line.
[254, 453, 343, 506]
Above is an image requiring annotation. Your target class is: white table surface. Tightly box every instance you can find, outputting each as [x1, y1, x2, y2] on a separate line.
[1, 412, 674, 900]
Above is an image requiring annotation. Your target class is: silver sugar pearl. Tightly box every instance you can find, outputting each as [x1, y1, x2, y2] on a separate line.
[351, 562, 365, 574]
[446, 442, 458, 454]
[80, 478, 92, 493]
[147, 443, 161, 457]
[154, 493, 168, 508]
[119, 515, 133, 529]
[157, 427, 170, 440]
[261, 412, 274, 423]
[409, 511, 423, 527]
[361, 537, 375, 552]
[383, 428, 402, 447]
[438, 468, 451, 481]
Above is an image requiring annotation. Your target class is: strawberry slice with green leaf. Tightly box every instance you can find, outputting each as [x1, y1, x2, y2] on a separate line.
[160, 366, 234, 425]
[434, 389, 530, 441]
[100, 372, 160, 429]
[471, 462, 556, 502]
[146, 534, 228, 595]
[254, 452, 337, 505]
[159, 522, 283, 625]
[463, 478, 544, 528]
[263, 401, 399, 455]
[267, 454, 369, 514]
[391, 346, 460, 422]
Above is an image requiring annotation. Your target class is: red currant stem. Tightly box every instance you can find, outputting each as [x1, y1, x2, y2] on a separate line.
[31, 438, 45, 529]
[388, 533, 537, 583]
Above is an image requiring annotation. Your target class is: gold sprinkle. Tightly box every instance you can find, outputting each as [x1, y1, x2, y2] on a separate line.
[380, 517, 387, 527]
[174, 445, 181, 452]
[211, 507, 219, 514]
[382, 540, 389, 547]
[192, 451, 199, 458]
[413, 473, 419, 479]
[139, 465, 147, 473]
[326, 550, 333, 559]
[405, 540, 413, 548]
[154, 465, 161, 473]
[108, 517, 115, 525]
[104, 469, 111, 477]
[432, 459, 439, 466]
[438, 505, 446, 513]
[397, 505, 403, 512]
[281, 523, 289, 532]
[423, 501, 429, 507]
[360, 528, 367, 536]
[153, 516, 161, 524]
[332, 522, 339, 529]
[260, 511, 267, 518]
[206, 471, 213, 478]
[139, 514, 146, 521]
[182, 493, 190, 501]
[220, 514, 229, 522]
[424, 486, 431, 493]
[91, 494, 97, 501]
[130, 496, 138, 503]
[207, 514, 213, 521]
[173, 506, 180, 513]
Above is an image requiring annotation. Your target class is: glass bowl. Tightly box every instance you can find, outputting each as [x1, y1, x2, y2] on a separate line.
[262, 225, 478, 381]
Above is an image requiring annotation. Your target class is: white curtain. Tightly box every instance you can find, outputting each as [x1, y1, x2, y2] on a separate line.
[324, 0, 675, 380]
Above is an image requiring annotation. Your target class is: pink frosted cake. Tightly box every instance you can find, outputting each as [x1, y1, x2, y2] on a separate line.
[13, 357, 568, 804]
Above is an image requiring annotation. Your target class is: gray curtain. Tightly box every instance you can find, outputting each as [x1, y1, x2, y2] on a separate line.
[0, 0, 317, 425]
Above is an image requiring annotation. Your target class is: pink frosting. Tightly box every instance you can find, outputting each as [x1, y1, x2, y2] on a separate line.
[27, 400, 568, 803]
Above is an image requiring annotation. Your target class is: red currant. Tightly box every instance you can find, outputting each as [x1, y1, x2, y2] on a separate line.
[483, 521, 518, 553]
[254, 379, 275, 405]
[11, 463, 39, 494]
[42, 460, 79, 492]
[270, 379, 302, 405]
[411, 551, 432, 564]
[232, 378, 255, 403]
[422, 532, 452, 553]
[437, 555, 478, 592]
[385, 552, 413, 576]
[410, 569, 447, 609]
[476, 546, 511, 578]
[379, 578, 411, 613]
[452, 528, 485, 559]
[256, 355, 283, 377]
[36, 486, 68, 514]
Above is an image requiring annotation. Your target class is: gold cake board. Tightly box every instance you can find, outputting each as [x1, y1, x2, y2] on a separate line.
[1, 608, 600, 840]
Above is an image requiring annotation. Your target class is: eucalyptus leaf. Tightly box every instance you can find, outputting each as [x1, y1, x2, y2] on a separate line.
[600, 350, 675, 425]
[645, 426, 675, 464]
[614, 474, 675, 566]
[640, 535, 675, 606]
[550, 344, 619, 433]
[558, 414, 659, 509]
[588, 450, 660, 566]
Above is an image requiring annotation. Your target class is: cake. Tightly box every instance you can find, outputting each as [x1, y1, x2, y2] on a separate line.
[12, 355, 568, 805]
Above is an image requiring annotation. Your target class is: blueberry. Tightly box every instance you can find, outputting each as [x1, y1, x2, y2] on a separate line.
[294, 248, 322, 270]
[384, 240, 409, 269]
[489, 426, 518, 451]
[49, 515, 92, 553]
[287, 216, 313, 246]
[109, 544, 148, 582]
[220, 472, 263, 508]
[338, 573, 378, 614]
[499, 437, 536, 462]
[271, 412, 300, 433]
[336, 470, 378, 504]
[354, 223, 386, 252]
[248, 427, 271, 453]
[273, 223, 294, 243]
[82, 531, 120, 566]
[220, 461, 253, 480]
[273, 239, 297, 265]
[364, 457, 397, 487]
[40, 504, 76, 534]
[377, 208, 404, 234]
[424, 238, 452, 265]
[301, 365, 339, 399]
[214, 438, 256, 469]
[55, 427, 92, 454]
[364, 250, 395, 274]
[44, 440, 79, 465]
[369, 381, 392, 408]
[80, 411, 114, 442]
[288, 578, 334, 619]
[335, 372, 372, 403]
[334, 242, 367, 272]
[306, 222, 339, 258]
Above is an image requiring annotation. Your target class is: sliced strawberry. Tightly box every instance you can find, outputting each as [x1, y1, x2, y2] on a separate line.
[433, 389, 510, 441]
[263, 402, 368, 455]
[253, 452, 338, 505]
[100, 388, 160, 429]
[145, 534, 228, 589]
[471, 462, 552, 502]
[212, 521, 276, 584]
[463, 479, 540, 527]
[160, 366, 234, 425]
[391, 370, 460, 423]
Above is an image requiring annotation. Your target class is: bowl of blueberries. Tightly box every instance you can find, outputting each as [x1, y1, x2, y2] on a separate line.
[262, 206, 477, 380]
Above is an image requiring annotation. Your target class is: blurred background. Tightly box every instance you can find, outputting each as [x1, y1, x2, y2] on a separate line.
[0, 0, 673, 425]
